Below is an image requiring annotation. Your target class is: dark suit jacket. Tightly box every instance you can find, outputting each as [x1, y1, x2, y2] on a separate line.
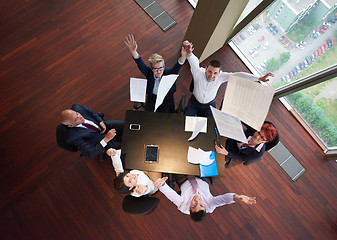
[226, 123, 266, 162]
[64, 104, 119, 158]
[133, 56, 182, 113]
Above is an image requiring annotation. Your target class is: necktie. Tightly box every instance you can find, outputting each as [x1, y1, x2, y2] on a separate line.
[82, 123, 100, 133]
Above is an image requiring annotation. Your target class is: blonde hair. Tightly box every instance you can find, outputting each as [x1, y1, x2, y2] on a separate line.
[148, 53, 165, 68]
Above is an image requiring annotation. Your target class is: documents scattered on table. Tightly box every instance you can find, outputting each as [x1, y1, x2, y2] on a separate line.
[221, 75, 275, 131]
[185, 116, 207, 141]
[130, 77, 147, 103]
[187, 146, 214, 165]
[211, 106, 248, 143]
[154, 74, 179, 112]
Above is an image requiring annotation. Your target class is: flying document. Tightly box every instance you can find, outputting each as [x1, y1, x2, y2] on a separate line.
[185, 116, 207, 141]
[130, 77, 147, 103]
[154, 74, 179, 112]
[210, 106, 247, 143]
[221, 75, 275, 131]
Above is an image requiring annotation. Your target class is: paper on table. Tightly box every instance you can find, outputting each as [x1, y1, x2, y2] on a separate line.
[185, 116, 207, 132]
[187, 146, 214, 165]
[130, 78, 147, 103]
[210, 106, 248, 143]
[188, 117, 207, 141]
[154, 74, 179, 112]
[221, 75, 275, 131]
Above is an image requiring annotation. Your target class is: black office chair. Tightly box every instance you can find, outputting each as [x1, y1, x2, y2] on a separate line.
[122, 195, 159, 215]
[56, 124, 78, 152]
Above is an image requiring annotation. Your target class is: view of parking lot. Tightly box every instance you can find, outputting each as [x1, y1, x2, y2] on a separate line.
[230, 0, 337, 147]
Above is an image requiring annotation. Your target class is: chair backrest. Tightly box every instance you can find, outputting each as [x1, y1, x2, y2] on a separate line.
[189, 78, 194, 93]
[122, 195, 159, 215]
[56, 124, 78, 152]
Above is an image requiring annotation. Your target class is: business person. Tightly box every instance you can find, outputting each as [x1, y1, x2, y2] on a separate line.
[182, 40, 274, 118]
[125, 34, 187, 113]
[60, 104, 123, 158]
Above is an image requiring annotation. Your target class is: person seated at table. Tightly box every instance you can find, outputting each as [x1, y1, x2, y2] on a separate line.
[107, 148, 160, 197]
[182, 40, 274, 118]
[154, 175, 256, 222]
[124, 34, 187, 113]
[60, 104, 124, 159]
[215, 122, 277, 166]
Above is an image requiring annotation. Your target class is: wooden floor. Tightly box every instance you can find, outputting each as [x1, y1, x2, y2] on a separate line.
[1, 0, 337, 239]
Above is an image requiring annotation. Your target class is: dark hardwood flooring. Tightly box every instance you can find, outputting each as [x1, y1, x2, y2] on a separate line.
[1, 0, 336, 239]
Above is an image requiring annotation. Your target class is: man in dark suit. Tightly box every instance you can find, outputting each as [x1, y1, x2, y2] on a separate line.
[124, 34, 186, 113]
[60, 104, 124, 159]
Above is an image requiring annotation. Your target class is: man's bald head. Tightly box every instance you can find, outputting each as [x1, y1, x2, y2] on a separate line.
[60, 109, 84, 127]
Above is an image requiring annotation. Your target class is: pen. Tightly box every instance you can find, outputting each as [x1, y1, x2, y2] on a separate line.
[215, 127, 219, 139]
[173, 126, 175, 136]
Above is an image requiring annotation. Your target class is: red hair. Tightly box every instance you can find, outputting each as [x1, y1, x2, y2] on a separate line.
[261, 123, 277, 142]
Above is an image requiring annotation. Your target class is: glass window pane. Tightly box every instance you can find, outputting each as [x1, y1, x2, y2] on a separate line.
[229, 0, 337, 148]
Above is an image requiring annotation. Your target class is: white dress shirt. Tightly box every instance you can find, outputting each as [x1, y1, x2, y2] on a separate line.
[159, 177, 235, 214]
[187, 53, 260, 104]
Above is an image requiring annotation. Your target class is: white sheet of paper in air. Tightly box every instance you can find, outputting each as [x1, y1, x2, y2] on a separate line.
[154, 74, 179, 112]
[188, 117, 207, 141]
[130, 78, 147, 103]
[221, 75, 275, 131]
[211, 106, 248, 143]
[185, 116, 207, 133]
[187, 147, 214, 165]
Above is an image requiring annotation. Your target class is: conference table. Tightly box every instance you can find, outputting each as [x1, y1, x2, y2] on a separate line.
[121, 110, 226, 176]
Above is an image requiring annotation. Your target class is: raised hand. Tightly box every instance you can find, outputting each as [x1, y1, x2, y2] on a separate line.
[215, 145, 228, 156]
[182, 40, 194, 56]
[237, 195, 257, 205]
[124, 34, 139, 58]
[154, 177, 168, 187]
[259, 72, 274, 82]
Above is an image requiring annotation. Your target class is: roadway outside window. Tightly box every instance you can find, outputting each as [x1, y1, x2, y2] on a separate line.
[230, 0, 337, 148]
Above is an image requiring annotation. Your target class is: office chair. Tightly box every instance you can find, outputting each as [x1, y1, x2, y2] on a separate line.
[122, 195, 159, 215]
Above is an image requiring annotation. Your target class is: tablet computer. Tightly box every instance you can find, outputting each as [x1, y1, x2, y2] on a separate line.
[145, 145, 159, 163]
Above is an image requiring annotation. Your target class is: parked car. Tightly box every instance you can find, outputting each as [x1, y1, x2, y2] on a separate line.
[272, 29, 278, 35]
[254, 43, 261, 50]
[317, 48, 322, 56]
[251, 51, 258, 58]
[298, 63, 304, 71]
[321, 45, 326, 54]
[311, 53, 316, 61]
[281, 38, 288, 44]
[292, 68, 298, 76]
[284, 41, 290, 48]
[240, 33, 246, 40]
[318, 27, 325, 33]
[306, 56, 312, 65]
[285, 75, 290, 82]
[266, 23, 272, 29]
[327, 39, 332, 48]
[269, 26, 276, 32]
[324, 43, 329, 50]
[258, 36, 265, 41]
[279, 35, 285, 42]
[314, 50, 319, 58]
[249, 49, 255, 55]
[236, 35, 242, 43]
[328, 18, 336, 24]
[289, 71, 294, 79]
[331, 38, 335, 45]
[263, 42, 270, 49]
[303, 60, 309, 68]
[311, 33, 318, 38]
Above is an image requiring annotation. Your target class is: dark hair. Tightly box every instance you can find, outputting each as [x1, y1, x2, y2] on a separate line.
[113, 170, 134, 194]
[261, 123, 277, 142]
[190, 210, 206, 222]
[207, 60, 221, 68]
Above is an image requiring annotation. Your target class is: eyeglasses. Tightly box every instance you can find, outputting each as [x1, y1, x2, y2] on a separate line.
[152, 66, 164, 72]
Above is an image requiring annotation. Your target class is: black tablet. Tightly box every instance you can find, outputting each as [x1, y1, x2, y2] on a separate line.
[145, 145, 159, 163]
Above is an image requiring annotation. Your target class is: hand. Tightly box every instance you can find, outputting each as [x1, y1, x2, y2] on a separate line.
[134, 184, 148, 195]
[124, 34, 139, 58]
[99, 121, 106, 134]
[154, 177, 168, 187]
[103, 129, 116, 143]
[182, 40, 194, 56]
[179, 47, 187, 63]
[106, 148, 117, 157]
[259, 72, 274, 82]
[215, 145, 228, 156]
[236, 195, 257, 205]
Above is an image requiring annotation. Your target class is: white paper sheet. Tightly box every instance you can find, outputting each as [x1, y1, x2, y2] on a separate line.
[130, 78, 147, 103]
[187, 146, 214, 165]
[210, 106, 248, 143]
[154, 74, 179, 112]
[185, 116, 207, 132]
[187, 117, 207, 141]
[221, 76, 275, 131]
